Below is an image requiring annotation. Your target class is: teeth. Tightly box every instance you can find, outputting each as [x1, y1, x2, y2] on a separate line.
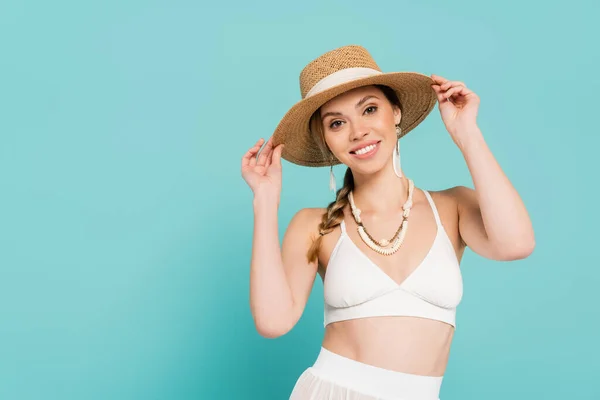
[355, 144, 376, 155]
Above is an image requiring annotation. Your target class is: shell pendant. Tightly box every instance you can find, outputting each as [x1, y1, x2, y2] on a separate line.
[348, 178, 415, 256]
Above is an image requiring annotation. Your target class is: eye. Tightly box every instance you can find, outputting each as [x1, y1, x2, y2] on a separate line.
[364, 106, 378, 114]
[329, 120, 343, 129]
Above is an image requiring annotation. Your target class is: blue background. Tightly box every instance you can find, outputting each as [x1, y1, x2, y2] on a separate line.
[1, 0, 598, 399]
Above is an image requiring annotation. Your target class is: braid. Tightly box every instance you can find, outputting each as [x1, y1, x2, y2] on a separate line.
[306, 168, 355, 263]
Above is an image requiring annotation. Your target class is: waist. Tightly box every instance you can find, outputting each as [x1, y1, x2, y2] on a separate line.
[323, 317, 454, 377]
[309, 346, 443, 400]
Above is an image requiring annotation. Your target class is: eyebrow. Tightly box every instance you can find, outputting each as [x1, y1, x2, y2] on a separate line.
[321, 95, 380, 120]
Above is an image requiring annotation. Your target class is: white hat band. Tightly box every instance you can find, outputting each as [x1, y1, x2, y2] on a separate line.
[305, 67, 383, 98]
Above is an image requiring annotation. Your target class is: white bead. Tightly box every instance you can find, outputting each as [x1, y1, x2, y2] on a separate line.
[349, 178, 415, 256]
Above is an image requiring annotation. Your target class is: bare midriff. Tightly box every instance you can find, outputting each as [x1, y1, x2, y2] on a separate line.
[321, 316, 455, 377]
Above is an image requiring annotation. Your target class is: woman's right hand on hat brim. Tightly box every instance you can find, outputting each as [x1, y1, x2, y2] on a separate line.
[241, 137, 284, 201]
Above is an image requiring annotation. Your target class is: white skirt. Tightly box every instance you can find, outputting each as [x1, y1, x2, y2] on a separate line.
[289, 347, 443, 400]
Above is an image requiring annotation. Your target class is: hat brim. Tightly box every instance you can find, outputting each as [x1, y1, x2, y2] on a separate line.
[272, 72, 438, 167]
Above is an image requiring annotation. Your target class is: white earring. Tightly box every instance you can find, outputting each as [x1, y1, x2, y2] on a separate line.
[329, 162, 336, 192]
[393, 125, 403, 178]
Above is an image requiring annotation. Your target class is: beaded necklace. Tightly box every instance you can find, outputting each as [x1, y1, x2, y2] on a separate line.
[348, 179, 415, 256]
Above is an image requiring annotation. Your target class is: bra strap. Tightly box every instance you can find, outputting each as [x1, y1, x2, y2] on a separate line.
[422, 190, 442, 228]
[339, 219, 347, 234]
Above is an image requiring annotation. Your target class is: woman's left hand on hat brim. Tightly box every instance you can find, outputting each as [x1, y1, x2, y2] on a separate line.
[431, 74, 481, 148]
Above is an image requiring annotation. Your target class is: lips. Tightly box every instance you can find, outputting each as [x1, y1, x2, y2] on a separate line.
[349, 140, 381, 160]
[350, 140, 381, 154]
[349, 140, 381, 154]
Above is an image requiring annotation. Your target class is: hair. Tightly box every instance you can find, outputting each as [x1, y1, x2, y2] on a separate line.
[306, 85, 402, 264]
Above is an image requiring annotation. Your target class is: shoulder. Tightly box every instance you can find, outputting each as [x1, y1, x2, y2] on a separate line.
[426, 185, 473, 206]
[425, 185, 479, 223]
[444, 185, 474, 197]
[442, 185, 477, 211]
[422, 186, 476, 221]
[424, 186, 470, 253]
[287, 207, 327, 239]
[292, 207, 327, 223]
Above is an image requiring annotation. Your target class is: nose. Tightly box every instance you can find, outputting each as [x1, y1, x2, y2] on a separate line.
[349, 120, 370, 142]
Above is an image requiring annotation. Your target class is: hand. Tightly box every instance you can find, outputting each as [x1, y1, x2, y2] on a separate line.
[241, 137, 284, 200]
[431, 74, 481, 144]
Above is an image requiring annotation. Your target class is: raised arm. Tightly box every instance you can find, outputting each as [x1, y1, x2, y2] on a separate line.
[242, 138, 320, 338]
[431, 75, 535, 261]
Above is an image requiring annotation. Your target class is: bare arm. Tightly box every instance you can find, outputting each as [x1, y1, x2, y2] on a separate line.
[242, 137, 319, 338]
[431, 75, 535, 261]
[250, 202, 319, 338]
[451, 130, 535, 261]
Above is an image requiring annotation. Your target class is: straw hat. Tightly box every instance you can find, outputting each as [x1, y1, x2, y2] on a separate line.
[271, 45, 438, 167]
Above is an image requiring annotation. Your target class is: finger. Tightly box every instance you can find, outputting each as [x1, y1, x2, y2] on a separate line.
[444, 85, 466, 100]
[431, 74, 448, 85]
[264, 142, 276, 170]
[249, 139, 265, 168]
[440, 80, 466, 91]
[431, 85, 444, 95]
[243, 139, 264, 159]
[271, 144, 284, 170]
[432, 85, 449, 103]
[257, 137, 274, 167]
[250, 138, 265, 150]
[241, 139, 265, 168]
[445, 85, 473, 100]
[249, 152, 258, 168]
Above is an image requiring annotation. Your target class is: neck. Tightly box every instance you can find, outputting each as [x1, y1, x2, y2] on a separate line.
[350, 163, 410, 213]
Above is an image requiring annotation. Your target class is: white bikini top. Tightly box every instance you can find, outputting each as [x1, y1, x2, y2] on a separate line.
[323, 190, 463, 328]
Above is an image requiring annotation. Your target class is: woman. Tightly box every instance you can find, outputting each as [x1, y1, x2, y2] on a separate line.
[241, 45, 534, 400]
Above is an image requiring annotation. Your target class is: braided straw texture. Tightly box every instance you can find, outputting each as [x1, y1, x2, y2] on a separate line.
[299, 46, 382, 98]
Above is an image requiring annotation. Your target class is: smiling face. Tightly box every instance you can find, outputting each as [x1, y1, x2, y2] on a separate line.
[314, 85, 402, 175]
